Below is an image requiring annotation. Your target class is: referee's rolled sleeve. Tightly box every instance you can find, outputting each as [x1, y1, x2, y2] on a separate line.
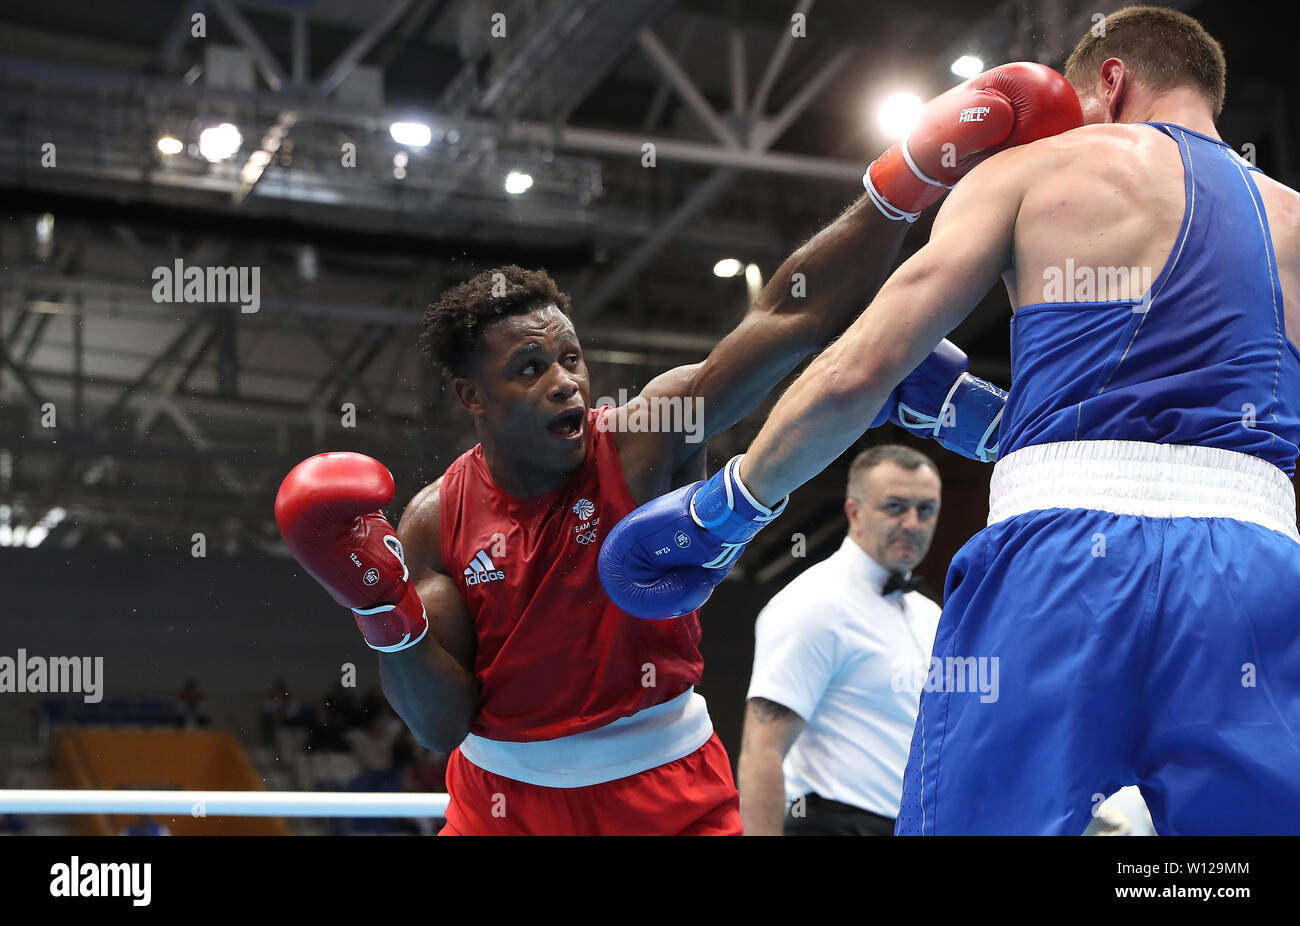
[746, 593, 841, 722]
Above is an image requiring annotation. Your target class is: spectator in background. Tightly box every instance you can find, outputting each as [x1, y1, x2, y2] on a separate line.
[323, 682, 360, 730]
[260, 677, 304, 747]
[119, 815, 171, 836]
[738, 445, 943, 835]
[173, 678, 211, 729]
[304, 696, 350, 754]
[351, 711, 402, 791]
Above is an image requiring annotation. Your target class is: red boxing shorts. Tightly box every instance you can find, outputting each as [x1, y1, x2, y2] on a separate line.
[440, 731, 741, 836]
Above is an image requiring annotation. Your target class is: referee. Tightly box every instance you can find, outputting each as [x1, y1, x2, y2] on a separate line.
[738, 445, 943, 835]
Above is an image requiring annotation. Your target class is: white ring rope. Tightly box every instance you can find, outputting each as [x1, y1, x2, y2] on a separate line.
[0, 789, 450, 818]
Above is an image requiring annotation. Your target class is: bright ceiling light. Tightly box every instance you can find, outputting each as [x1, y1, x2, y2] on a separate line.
[951, 55, 984, 79]
[389, 122, 432, 147]
[157, 136, 184, 155]
[198, 123, 242, 162]
[878, 92, 924, 139]
[504, 171, 534, 195]
[713, 258, 744, 278]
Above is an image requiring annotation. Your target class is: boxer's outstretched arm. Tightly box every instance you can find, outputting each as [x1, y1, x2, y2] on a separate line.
[738, 147, 1037, 506]
[636, 197, 910, 467]
[379, 481, 479, 754]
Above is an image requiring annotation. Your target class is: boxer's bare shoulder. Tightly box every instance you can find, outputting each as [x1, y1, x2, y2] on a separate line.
[1001, 124, 1188, 307]
[398, 477, 445, 573]
[396, 477, 477, 670]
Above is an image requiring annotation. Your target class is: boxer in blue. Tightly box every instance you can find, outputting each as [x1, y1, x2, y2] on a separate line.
[600, 6, 1300, 834]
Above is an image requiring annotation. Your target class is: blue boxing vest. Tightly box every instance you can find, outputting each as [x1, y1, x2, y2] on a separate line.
[999, 123, 1300, 476]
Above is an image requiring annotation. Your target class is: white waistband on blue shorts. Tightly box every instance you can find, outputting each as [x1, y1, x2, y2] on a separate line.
[987, 440, 1299, 542]
[457, 687, 713, 788]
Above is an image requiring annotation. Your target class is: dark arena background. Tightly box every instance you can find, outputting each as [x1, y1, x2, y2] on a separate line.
[0, 0, 1296, 885]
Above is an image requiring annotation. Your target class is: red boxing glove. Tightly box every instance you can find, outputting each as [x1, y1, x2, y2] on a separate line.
[275, 452, 428, 653]
[866, 61, 1083, 221]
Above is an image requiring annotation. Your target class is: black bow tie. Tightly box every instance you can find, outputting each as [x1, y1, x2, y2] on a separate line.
[882, 573, 923, 597]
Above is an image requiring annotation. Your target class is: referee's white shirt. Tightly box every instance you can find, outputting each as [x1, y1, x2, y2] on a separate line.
[746, 536, 942, 819]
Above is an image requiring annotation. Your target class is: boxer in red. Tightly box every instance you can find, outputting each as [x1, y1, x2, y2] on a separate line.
[275, 62, 1082, 835]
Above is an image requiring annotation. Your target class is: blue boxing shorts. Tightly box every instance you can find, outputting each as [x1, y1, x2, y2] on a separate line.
[897, 440, 1300, 835]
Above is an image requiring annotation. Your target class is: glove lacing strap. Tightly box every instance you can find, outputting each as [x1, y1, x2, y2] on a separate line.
[895, 375, 1003, 463]
[900, 135, 953, 190]
[863, 137, 955, 224]
[895, 374, 968, 438]
[352, 534, 430, 653]
[690, 455, 788, 570]
[974, 407, 1003, 463]
[863, 166, 920, 223]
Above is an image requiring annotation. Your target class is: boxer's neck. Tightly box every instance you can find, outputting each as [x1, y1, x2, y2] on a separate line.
[1122, 86, 1220, 141]
[480, 439, 577, 499]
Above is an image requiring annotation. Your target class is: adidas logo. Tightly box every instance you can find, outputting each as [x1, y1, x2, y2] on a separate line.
[463, 550, 506, 586]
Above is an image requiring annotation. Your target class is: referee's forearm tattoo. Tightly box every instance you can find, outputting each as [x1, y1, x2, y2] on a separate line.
[749, 697, 796, 723]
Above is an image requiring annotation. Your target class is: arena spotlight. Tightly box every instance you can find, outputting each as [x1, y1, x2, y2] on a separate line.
[504, 171, 534, 195]
[197, 123, 242, 162]
[713, 258, 744, 278]
[156, 136, 184, 155]
[297, 245, 318, 283]
[389, 122, 432, 147]
[35, 213, 54, 261]
[745, 263, 763, 304]
[878, 93, 924, 139]
[951, 55, 984, 79]
[22, 507, 65, 549]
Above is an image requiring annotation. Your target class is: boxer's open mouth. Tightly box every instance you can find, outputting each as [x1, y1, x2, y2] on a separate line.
[546, 409, 585, 438]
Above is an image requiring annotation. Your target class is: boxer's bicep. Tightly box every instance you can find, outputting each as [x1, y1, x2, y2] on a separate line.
[900, 154, 1023, 328]
[396, 481, 476, 672]
[824, 152, 1030, 388]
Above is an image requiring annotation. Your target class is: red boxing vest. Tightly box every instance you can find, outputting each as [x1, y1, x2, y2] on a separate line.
[439, 406, 704, 742]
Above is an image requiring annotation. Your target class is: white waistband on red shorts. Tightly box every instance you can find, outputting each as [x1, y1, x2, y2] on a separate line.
[987, 440, 1299, 542]
[456, 687, 713, 788]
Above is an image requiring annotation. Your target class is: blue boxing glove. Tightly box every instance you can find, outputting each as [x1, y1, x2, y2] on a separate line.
[599, 455, 787, 619]
[870, 340, 1007, 462]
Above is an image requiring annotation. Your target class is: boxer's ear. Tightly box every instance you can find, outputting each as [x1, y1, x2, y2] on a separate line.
[452, 376, 485, 416]
[1099, 57, 1128, 123]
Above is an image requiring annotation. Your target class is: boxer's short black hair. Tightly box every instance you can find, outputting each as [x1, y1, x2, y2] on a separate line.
[419, 265, 573, 377]
[1065, 6, 1226, 117]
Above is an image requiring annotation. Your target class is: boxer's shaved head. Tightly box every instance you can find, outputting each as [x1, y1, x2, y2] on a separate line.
[420, 265, 574, 377]
[1065, 6, 1226, 117]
